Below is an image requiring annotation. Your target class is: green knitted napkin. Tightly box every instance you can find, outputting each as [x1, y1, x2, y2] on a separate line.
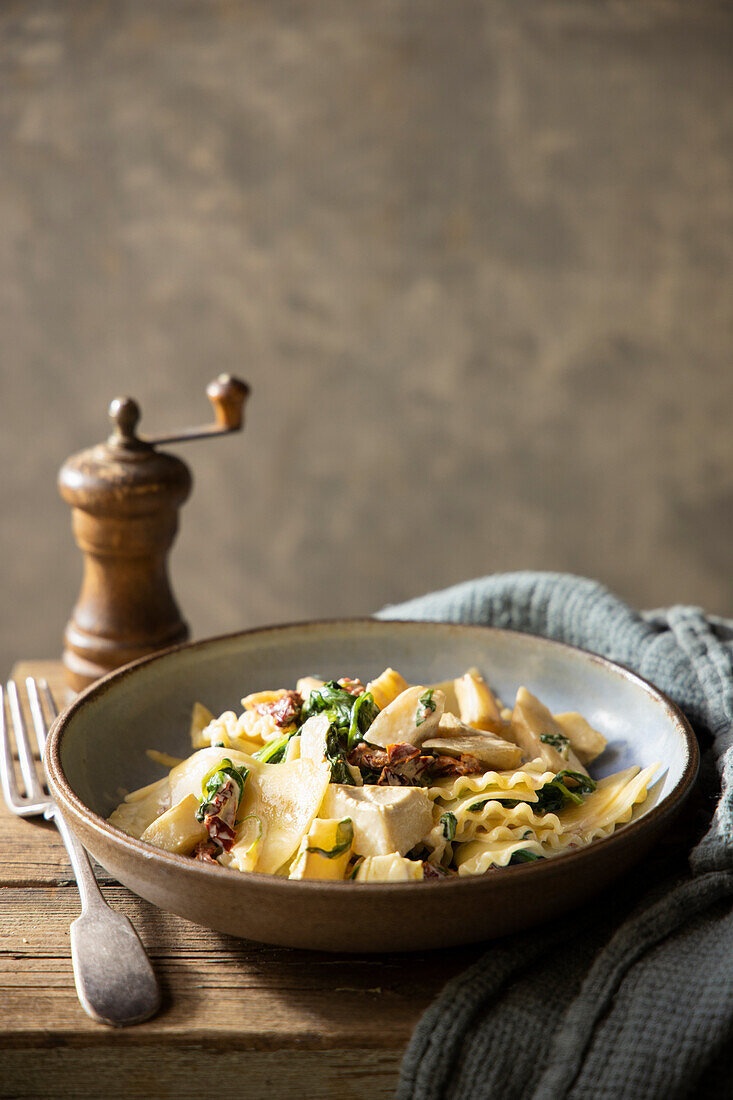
[377, 573, 733, 1100]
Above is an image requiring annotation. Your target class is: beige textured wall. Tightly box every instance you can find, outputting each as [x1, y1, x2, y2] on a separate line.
[1, 0, 733, 677]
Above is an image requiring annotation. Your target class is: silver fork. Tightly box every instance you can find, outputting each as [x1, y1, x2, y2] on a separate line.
[0, 677, 161, 1027]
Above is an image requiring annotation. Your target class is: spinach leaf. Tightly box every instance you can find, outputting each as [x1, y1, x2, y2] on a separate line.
[349, 858, 365, 880]
[508, 849, 544, 865]
[305, 819, 354, 860]
[415, 688, 436, 727]
[302, 680, 379, 754]
[468, 798, 489, 812]
[468, 796, 520, 812]
[347, 691, 380, 750]
[534, 770, 596, 813]
[533, 783, 567, 814]
[254, 731, 296, 764]
[196, 758, 249, 821]
[439, 811, 457, 841]
[325, 724, 357, 785]
[302, 681, 356, 734]
[556, 769, 596, 794]
[540, 731, 570, 752]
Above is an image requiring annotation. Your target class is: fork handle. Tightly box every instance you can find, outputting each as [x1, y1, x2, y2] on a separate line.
[52, 809, 108, 913]
[51, 809, 162, 1026]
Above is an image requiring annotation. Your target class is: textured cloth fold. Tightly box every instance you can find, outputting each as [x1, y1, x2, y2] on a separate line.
[377, 572, 733, 1100]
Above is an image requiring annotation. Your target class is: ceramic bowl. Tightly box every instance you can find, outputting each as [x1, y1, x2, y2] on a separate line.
[45, 620, 699, 952]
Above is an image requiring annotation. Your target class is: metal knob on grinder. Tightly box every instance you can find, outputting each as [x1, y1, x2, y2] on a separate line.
[58, 375, 249, 693]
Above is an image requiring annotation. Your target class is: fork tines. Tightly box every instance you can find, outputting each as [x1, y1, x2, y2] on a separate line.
[0, 678, 57, 817]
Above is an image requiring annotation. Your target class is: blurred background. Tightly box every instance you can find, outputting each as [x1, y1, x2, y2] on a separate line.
[1, 0, 732, 678]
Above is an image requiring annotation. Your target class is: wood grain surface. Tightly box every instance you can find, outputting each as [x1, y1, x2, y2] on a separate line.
[0, 661, 481, 1098]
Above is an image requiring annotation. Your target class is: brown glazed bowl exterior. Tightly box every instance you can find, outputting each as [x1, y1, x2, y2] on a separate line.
[45, 620, 699, 952]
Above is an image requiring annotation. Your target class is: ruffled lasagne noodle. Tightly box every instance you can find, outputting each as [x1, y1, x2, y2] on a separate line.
[453, 764, 659, 875]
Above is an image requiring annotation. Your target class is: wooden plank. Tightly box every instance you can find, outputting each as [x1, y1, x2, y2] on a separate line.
[9, 660, 68, 698]
[4, 660, 70, 763]
[0, 1049, 402, 1100]
[0, 808, 91, 887]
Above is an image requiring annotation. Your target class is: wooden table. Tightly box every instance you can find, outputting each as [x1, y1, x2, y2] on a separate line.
[1, 661, 483, 1099]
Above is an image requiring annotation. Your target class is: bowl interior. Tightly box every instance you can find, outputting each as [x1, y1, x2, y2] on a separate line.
[54, 620, 691, 824]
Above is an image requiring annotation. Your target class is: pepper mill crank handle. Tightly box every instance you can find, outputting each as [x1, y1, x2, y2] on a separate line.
[147, 375, 250, 446]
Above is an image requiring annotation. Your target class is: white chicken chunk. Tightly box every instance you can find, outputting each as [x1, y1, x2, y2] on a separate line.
[320, 784, 434, 857]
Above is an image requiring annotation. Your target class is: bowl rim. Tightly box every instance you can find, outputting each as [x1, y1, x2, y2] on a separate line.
[45, 617, 700, 895]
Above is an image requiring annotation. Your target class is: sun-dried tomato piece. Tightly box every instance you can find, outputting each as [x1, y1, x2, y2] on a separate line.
[422, 861, 454, 879]
[202, 813, 237, 852]
[378, 742, 433, 786]
[348, 740, 485, 785]
[348, 743, 390, 771]
[427, 753, 484, 778]
[386, 742, 421, 764]
[337, 677, 366, 697]
[193, 839, 220, 863]
[262, 690, 303, 728]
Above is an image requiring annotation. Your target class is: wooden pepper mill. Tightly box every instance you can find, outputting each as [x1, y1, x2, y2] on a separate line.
[58, 375, 249, 693]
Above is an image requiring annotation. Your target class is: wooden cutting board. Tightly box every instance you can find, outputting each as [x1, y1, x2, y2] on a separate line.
[0, 660, 483, 1099]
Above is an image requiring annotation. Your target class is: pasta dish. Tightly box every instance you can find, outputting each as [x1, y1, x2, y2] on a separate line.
[109, 668, 659, 882]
